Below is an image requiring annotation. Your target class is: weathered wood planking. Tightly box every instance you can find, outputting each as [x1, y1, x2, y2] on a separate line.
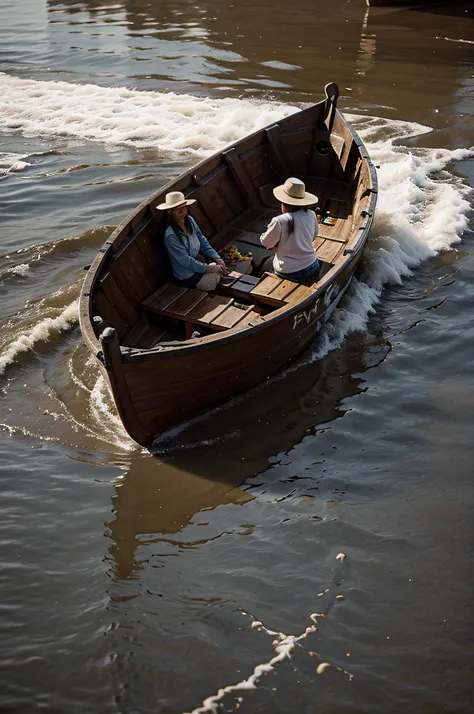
[143, 283, 186, 313]
[283, 127, 314, 176]
[224, 148, 262, 209]
[186, 295, 232, 325]
[315, 238, 344, 264]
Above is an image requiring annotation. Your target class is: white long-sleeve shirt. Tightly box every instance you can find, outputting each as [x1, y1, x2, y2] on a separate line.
[260, 209, 318, 275]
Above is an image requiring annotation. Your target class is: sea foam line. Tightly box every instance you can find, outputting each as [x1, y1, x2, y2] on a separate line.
[0, 72, 297, 156]
[185, 620, 319, 714]
[184, 554, 351, 714]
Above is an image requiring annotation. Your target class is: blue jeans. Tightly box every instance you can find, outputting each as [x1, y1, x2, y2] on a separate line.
[276, 258, 320, 282]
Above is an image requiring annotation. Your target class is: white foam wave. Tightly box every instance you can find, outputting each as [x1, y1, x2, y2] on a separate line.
[67, 352, 93, 394]
[2, 263, 31, 277]
[0, 73, 297, 156]
[40, 372, 138, 452]
[89, 375, 138, 451]
[310, 117, 474, 359]
[0, 422, 64, 444]
[0, 228, 111, 286]
[0, 151, 31, 176]
[0, 300, 78, 375]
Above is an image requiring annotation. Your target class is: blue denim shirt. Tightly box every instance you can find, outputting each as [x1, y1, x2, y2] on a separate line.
[163, 216, 221, 281]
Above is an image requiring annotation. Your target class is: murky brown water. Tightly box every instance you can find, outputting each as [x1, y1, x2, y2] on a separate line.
[0, 0, 473, 712]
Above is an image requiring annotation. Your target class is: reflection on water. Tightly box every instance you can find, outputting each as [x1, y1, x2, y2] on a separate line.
[356, 3, 377, 80]
[106, 460, 254, 580]
[106, 332, 389, 580]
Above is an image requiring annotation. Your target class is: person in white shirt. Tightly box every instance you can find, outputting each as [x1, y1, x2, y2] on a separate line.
[260, 177, 320, 281]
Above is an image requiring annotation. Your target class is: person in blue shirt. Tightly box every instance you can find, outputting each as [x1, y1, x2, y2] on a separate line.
[158, 191, 226, 291]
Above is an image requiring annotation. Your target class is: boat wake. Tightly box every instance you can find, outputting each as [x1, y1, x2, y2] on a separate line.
[0, 226, 139, 457]
[0, 298, 78, 376]
[310, 114, 473, 361]
[0, 72, 298, 157]
[0, 75, 472, 454]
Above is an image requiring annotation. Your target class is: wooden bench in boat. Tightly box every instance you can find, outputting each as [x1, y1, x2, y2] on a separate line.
[142, 282, 261, 339]
[313, 232, 347, 264]
[250, 273, 314, 307]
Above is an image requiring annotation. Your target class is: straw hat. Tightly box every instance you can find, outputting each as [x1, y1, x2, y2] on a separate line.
[273, 177, 318, 207]
[156, 191, 196, 211]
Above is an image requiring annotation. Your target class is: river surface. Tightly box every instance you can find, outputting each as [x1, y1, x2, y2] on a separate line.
[0, 1, 473, 712]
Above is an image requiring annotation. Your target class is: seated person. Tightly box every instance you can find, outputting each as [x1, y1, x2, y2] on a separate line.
[259, 177, 320, 281]
[158, 191, 226, 291]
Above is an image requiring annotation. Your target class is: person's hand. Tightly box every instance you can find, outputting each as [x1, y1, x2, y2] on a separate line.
[215, 258, 229, 275]
[219, 259, 230, 275]
[207, 262, 226, 275]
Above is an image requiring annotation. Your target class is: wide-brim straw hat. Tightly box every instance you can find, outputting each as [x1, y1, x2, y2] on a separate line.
[156, 191, 196, 211]
[273, 177, 318, 206]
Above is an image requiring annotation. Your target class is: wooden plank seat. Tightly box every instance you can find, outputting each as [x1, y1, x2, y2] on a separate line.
[249, 272, 313, 307]
[142, 283, 261, 339]
[142, 282, 187, 313]
[313, 236, 345, 264]
[283, 283, 315, 306]
[209, 303, 255, 330]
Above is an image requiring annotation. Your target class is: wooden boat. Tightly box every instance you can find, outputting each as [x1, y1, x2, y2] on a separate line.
[79, 82, 377, 446]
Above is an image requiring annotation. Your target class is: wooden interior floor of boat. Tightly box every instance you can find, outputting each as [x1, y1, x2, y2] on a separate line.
[122, 207, 350, 351]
